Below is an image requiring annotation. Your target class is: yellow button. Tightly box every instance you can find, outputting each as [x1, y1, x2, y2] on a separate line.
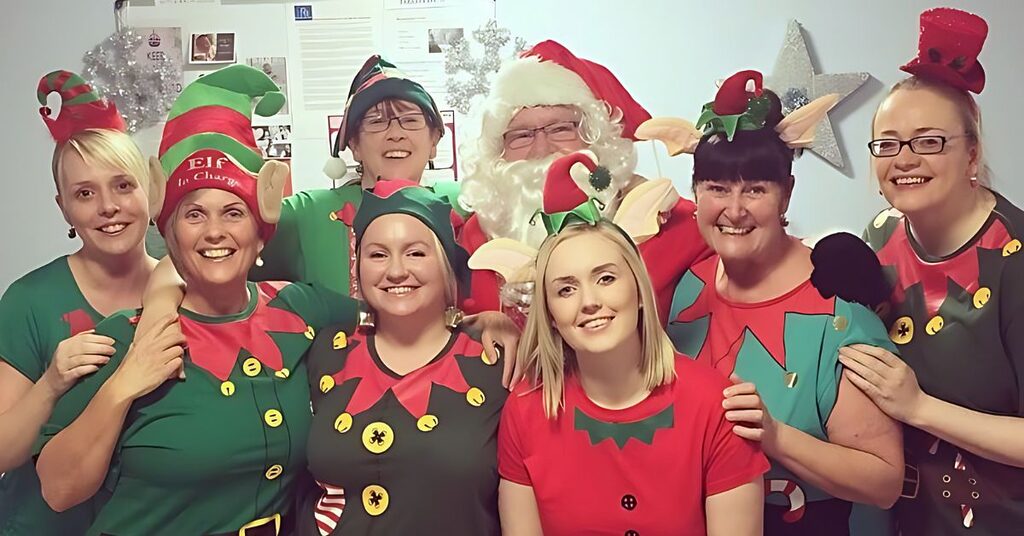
[417, 414, 439, 432]
[362, 484, 389, 516]
[1003, 239, 1022, 257]
[329, 211, 339, 222]
[275, 368, 290, 379]
[466, 387, 486, 407]
[832, 316, 848, 332]
[305, 326, 316, 340]
[926, 315, 944, 335]
[333, 331, 348, 350]
[242, 357, 262, 377]
[264, 409, 283, 428]
[362, 422, 394, 454]
[265, 464, 283, 480]
[334, 412, 353, 433]
[320, 375, 336, 393]
[220, 381, 235, 397]
[973, 287, 991, 308]
[889, 316, 914, 345]
[481, 350, 496, 366]
[784, 372, 798, 389]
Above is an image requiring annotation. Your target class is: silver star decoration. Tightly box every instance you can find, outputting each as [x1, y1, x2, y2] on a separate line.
[444, 20, 526, 114]
[766, 20, 869, 170]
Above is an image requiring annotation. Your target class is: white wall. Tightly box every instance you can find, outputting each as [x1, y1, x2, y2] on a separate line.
[3, 0, 1022, 293]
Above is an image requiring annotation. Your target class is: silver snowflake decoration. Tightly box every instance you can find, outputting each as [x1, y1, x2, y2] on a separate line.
[83, 29, 182, 133]
[444, 20, 526, 114]
[766, 20, 870, 170]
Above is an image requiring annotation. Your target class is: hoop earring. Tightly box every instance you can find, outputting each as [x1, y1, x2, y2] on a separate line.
[779, 214, 790, 228]
[67, 227, 77, 239]
[444, 306, 464, 330]
[355, 163, 364, 176]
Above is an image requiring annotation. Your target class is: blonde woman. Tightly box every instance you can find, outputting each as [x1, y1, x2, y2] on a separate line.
[498, 220, 767, 536]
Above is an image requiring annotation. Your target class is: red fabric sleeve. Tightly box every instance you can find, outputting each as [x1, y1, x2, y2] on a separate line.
[701, 373, 771, 496]
[459, 215, 502, 314]
[638, 198, 713, 324]
[497, 389, 533, 486]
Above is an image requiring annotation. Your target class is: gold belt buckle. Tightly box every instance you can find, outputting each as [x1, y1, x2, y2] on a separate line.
[238, 513, 281, 536]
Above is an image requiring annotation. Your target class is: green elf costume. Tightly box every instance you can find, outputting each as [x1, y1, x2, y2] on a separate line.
[36, 65, 359, 536]
[643, 70, 899, 535]
[298, 180, 507, 535]
[0, 70, 128, 536]
[250, 56, 478, 309]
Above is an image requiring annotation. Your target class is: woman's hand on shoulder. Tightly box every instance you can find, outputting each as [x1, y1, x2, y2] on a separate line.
[723, 374, 780, 453]
[107, 314, 186, 401]
[464, 310, 522, 389]
[41, 330, 116, 398]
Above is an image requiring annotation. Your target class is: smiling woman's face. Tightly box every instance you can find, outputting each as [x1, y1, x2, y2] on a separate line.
[349, 99, 441, 182]
[358, 213, 448, 320]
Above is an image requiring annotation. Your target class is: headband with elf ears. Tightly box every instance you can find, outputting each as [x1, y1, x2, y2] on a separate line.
[468, 150, 679, 284]
[635, 70, 840, 156]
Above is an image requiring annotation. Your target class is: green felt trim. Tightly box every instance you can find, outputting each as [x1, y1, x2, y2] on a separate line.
[573, 404, 674, 449]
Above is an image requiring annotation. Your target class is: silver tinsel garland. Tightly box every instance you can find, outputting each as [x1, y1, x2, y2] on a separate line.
[444, 20, 526, 114]
[83, 29, 182, 133]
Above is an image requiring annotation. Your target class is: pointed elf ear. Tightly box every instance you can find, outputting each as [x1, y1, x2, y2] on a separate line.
[635, 117, 702, 156]
[257, 160, 290, 224]
[147, 156, 168, 221]
[467, 237, 538, 284]
[612, 178, 680, 244]
[775, 94, 840, 149]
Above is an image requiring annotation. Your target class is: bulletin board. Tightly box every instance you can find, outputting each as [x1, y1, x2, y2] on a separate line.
[123, 0, 496, 195]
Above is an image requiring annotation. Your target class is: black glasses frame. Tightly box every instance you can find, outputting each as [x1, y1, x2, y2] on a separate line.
[867, 134, 973, 158]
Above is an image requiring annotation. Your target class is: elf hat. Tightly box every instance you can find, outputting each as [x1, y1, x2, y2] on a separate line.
[37, 70, 126, 142]
[352, 180, 472, 304]
[334, 55, 443, 155]
[150, 64, 289, 240]
[489, 40, 651, 140]
[535, 150, 612, 235]
[900, 7, 988, 94]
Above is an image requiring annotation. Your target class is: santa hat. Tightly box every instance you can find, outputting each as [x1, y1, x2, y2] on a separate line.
[155, 64, 286, 239]
[37, 70, 126, 142]
[352, 180, 472, 303]
[900, 7, 988, 94]
[487, 40, 651, 140]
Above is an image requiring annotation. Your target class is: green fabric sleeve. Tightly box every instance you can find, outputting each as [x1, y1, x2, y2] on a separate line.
[0, 280, 46, 381]
[276, 283, 359, 334]
[431, 180, 471, 219]
[250, 194, 304, 282]
[818, 299, 896, 422]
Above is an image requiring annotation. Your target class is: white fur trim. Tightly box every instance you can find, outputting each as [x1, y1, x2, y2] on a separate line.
[490, 55, 596, 110]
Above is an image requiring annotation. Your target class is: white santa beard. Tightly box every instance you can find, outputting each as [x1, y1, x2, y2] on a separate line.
[463, 140, 637, 248]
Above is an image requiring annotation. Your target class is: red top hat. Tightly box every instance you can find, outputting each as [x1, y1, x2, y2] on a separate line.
[900, 7, 988, 94]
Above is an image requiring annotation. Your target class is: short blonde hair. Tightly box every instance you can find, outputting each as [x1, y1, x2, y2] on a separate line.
[872, 76, 991, 186]
[52, 128, 150, 195]
[517, 221, 676, 417]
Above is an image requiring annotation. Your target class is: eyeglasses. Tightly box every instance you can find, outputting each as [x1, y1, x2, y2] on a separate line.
[502, 120, 580, 150]
[361, 113, 428, 133]
[867, 135, 972, 158]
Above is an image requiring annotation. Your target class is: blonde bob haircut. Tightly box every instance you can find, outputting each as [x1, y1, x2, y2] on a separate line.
[51, 128, 150, 196]
[516, 220, 676, 418]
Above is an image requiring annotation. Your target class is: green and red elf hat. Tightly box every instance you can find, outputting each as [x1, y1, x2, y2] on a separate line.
[352, 180, 472, 304]
[695, 70, 771, 142]
[334, 55, 443, 155]
[37, 70, 126, 141]
[900, 7, 988, 94]
[150, 64, 288, 240]
[535, 150, 613, 235]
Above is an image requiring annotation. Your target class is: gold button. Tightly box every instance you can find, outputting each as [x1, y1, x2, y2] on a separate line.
[832, 316, 848, 332]
[1003, 239, 1022, 257]
[305, 326, 316, 340]
[417, 414, 439, 432]
[275, 368, 290, 379]
[265, 464, 283, 480]
[264, 409, 283, 428]
[334, 412, 353, 433]
[362, 484, 389, 516]
[329, 211, 339, 222]
[973, 287, 991, 309]
[242, 357, 262, 377]
[220, 381, 236, 397]
[926, 315, 944, 335]
[481, 350, 496, 366]
[362, 422, 394, 454]
[333, 331, 348, 350]
[320, 375, 336, 393]
[784, 372, 798, 388]
[889, 316, 914, 345]
[466, 387, 485, 407]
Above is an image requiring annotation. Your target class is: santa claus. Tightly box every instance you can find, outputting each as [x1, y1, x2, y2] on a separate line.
[458, 40, 710, 321]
